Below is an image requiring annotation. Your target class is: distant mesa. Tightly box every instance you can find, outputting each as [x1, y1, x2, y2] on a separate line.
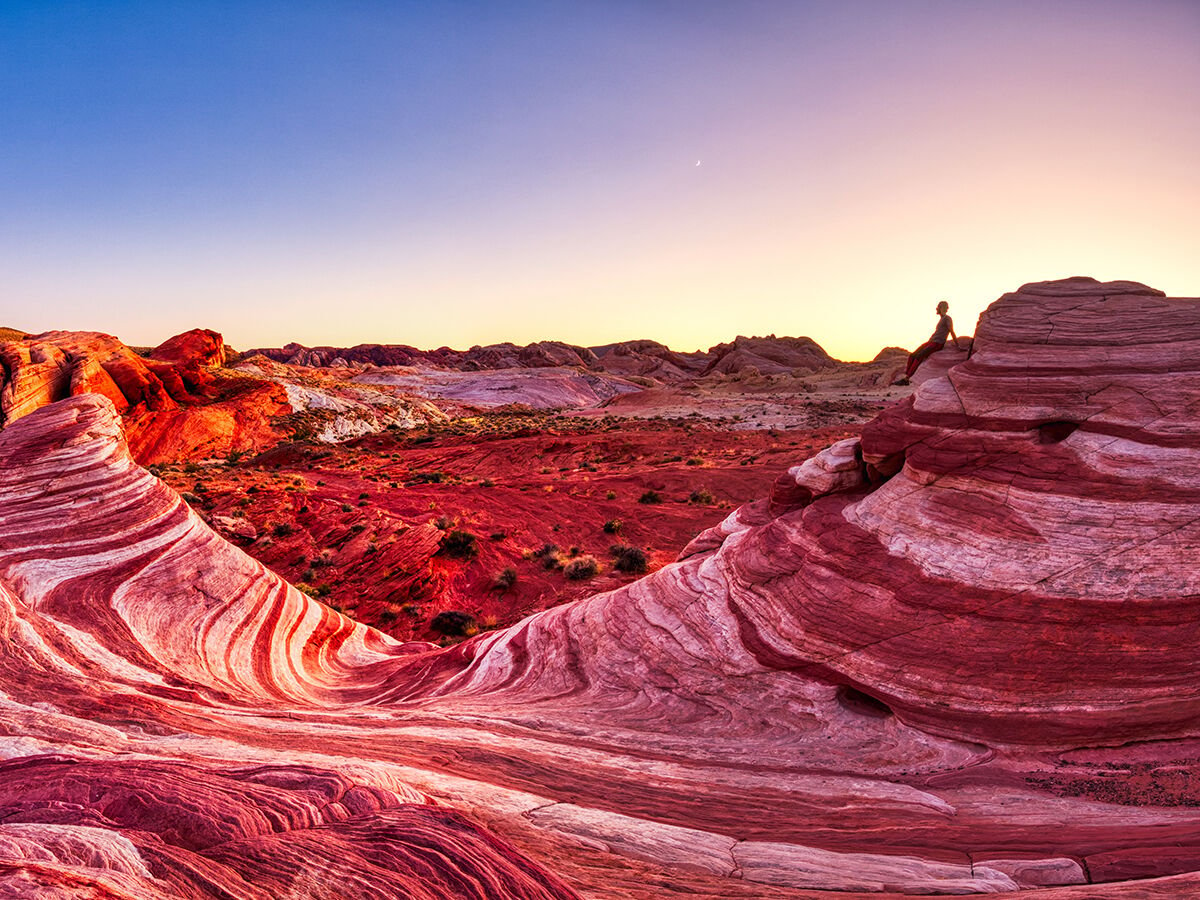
[0, 278, 1198, 896]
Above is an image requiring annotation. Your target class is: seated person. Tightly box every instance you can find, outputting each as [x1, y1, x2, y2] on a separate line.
[894, 301, 960, 385]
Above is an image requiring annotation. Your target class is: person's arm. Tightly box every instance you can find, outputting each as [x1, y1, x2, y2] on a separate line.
[949, 318, 959, 348]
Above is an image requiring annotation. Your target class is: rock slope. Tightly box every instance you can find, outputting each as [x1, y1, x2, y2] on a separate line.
[0, 278, 1198, 897]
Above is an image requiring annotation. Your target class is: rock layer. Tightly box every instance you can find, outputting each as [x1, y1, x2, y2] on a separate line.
[0, 278, 1198, 897]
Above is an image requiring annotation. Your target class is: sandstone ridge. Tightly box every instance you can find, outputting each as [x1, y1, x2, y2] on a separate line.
[249, 333, 843, 378]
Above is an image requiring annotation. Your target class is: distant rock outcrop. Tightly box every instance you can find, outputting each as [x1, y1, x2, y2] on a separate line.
[701, 334, 837, 376]
[589, 339, 709, 380]
[150, 327, 228, 367]
[251, 334, 848, 379]
[255, 339, 599, 372]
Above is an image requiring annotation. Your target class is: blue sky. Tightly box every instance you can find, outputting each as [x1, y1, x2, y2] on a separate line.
[2, 1, 1197, 358]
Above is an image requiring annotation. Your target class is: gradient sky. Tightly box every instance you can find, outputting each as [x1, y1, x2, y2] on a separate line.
[2, 1, 1197, 360]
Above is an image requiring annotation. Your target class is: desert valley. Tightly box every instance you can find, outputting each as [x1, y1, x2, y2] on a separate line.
[1, 277, 1199, 898]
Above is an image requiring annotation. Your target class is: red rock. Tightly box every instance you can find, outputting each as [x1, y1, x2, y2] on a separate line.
[150, 328, 227, 368]
[701, 334, 837, 376]
[0, 329, 292, 464]
[0, 331, 176, 425]
[1, 278, 1199, 897]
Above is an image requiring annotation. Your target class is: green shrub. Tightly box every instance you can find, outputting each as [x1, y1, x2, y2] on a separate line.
[494, 567, 517, 589]
[603, 519, 622, 534]
[638, 490, 662, 505]
[689, 488, 715, 505]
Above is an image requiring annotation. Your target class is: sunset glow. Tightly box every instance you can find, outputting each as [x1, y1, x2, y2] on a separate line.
[2, 1, 1196, 359]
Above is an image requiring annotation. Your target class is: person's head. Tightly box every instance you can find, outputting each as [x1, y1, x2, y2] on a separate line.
[936, 300, 949, 315]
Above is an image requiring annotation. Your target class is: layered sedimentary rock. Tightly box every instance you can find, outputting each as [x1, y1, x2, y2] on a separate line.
[0, 328, 291, 463]
[701, 334, 837, 376]
[0, 397, 577, 899]
[149, 326, 227, 367]
[252, 334, 842, 379]
[352, 366, 641, 410]
[255, 339, 600, 371]
[1, 278, 1199, 898]
[0, 330, 175, 425]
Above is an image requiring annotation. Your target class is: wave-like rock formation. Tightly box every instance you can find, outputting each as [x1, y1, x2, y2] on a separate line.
[1, 278, 1199, 897]
[0, 397, 577, 899]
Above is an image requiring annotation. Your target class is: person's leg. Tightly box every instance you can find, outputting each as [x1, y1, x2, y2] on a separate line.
[905, 340, 944, 377]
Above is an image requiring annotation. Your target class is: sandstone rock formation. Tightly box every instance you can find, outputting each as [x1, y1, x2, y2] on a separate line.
[252, 334, 843, 379]
[700, 334, 836, 376]
[0, 330, 175, 425]
[1, 278, 1198, 898]
[256, 339, 600, 371]
[0, 328, 292, 464]
[0, 396, 578, 899]
[352, 366, 641, 410]
[589, 339, 709, 379]
[149, 326, 228, 367]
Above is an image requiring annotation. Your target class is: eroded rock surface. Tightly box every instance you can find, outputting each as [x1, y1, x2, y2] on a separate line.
[0, 278, 1198, 897]
[0, 328, 292, 463]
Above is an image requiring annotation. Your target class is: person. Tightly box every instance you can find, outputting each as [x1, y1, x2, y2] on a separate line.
[893, 300, 959, 385]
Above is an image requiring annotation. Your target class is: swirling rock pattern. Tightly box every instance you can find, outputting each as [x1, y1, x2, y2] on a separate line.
[0, 278, 1198, 897]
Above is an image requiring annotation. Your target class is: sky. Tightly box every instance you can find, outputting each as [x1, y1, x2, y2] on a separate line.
[1, 1, 1197, 361]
